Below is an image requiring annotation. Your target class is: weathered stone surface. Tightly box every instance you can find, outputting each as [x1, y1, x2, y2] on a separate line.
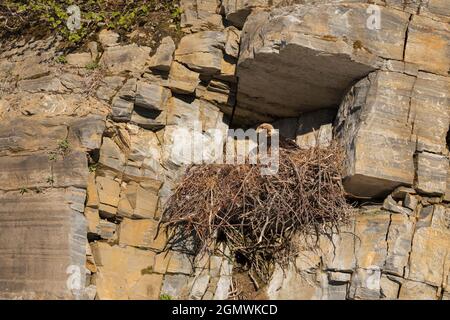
[91, 242, 155, 300]
[382, 196, 413, 216]
[96, 176, 121, 217]
[398, 280, 438, 300]
[220, 0, 279, 28]
[66, 52, 93, 68]
[349, 268, 381, 300]
[404, 15, 450, 76]
[0, 151, 88, 191]
[175, 31, 226, 75]
[180, 0, 223, 31]
[410, 73, 450, 154]
[128, 273, 163, 300]
[68, 115, 106, 151]
[354, 212, 390, 269]
[98, 29, 119, 47]
[99, 138, 127, 173]
[408, 226, 450, 286]
[336, 71, 416, 198]
[18, 75, 66, 93]
[415, 152, 448, 196]
[295, 109, 335, 149]
[161, 274, 190, 299]
[117, 181, 161, 219]
[135, 81, 170, 111]
[167, 252, 194, 275]
[237, 4, 408, 122]
[168, 61, 200, 94]
[384, 213, 415, 276]
[148, 36, 175, 72]
[0, 189, 86, 299]
[101, 44, 150, 73]
[380, 275, 400, 300]
[118, 218, 160, 249]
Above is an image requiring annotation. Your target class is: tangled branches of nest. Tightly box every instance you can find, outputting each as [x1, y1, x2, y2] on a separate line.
[163, 141, 352, 283]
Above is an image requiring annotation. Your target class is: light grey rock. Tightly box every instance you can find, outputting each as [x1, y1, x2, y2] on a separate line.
[135, 81, 170, 111]
[415, 152, 449, 196]
[382, 196, 413, 215]
[148, 36, 175, 72]
[175, 31, 226, 75]
[161, 274, 190, 299]
[336, 71, 416, 198]
[101, 44, 150, 73]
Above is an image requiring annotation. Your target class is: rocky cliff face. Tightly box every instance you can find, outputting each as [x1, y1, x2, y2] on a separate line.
[0, 0, 449, 300]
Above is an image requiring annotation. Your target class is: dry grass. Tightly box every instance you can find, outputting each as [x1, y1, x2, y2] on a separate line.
[163, 141, 352, 283]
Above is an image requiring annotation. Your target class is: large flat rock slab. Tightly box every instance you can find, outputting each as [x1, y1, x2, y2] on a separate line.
[0, 188, 87, 299]
[236, 3, 410, 122]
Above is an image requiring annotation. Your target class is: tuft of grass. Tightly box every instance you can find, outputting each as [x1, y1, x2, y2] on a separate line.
[85, 61, 99, 70]
[159, 294, 172, 300]
[56, 55, 68, 64]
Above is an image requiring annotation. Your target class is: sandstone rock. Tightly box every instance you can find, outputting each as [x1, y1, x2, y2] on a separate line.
[408, 226, 450, 286]
[96, 76, 125, 102]
[128, 274, 163, 300]
[161, 274, 190, 299]
[220, 0, 279, 28]
[320, 221, 356, 272]
[99, 137, 127, 173]
[101, 44, 150, 73]
[91, 242, 155, 300]
[68, 115, 106, 151]
[97, 219, 117, 241]
[117, 181, 161, 219]
[382, 195, 413, 215]
[355, 212, 390, 269]
[336, 71, 416, 198]
[404, 15, 450, 76]
[237, 4, 409, 121]
[118, 218, 160, 249]
[18, 75, 66, 93]
[130, 106, 166, 131]
[167, 252, 194, 275]
[0, 189, 86, 299]
[85, 207, 100, 236]
[380, 275, 400, 300]
[295, 109, 335, 149]
[180, 0, 224, 31]
[398, 280, 438, 300]
[96, 176, 121, 218]
[111, 97, 134, 122]
[224, 26, 240, 59]
[0, 150, 88, 191]
[175, 31, 226, 75]
[410, 73, 450, 154]
[384, 213, 415, 276]
[98, 29, 119, 47]
[404, 193, 419, 211]
[267, 264, 322, 299]
[0, 117, 67, 156]
[189, 272, 210, 300]
[168, 61, 200, 94]
[135, 81, 170, 111]
[349, 268, 381, 300]
[391, 186, 417, 200]
[414, 152, 448, 196]
[66, 52, 93, 68]
[148, 36, 175, 72]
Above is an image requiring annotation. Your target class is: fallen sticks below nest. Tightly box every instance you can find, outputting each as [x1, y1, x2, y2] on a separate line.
[163, 142, 352, 283]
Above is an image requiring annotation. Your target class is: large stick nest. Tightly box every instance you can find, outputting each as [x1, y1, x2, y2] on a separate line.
[163, 141, 352, 283]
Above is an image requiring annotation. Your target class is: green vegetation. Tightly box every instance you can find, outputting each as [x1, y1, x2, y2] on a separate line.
[0, 1, 181, 46]
[48, 138, 70, 161]
[19, 187, 28, 195]
[159, 294, 172, 300]
[85, 61, 99, 70]
[56, 55, 68, 64]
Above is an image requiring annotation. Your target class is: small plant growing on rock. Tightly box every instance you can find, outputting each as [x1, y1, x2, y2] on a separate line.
[19, 188, 28, 195]
[85, 61, 99, 70]
[159, 294, 172, 300]
[140, 266, 153, 275]
[56, 55, 68, 64]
